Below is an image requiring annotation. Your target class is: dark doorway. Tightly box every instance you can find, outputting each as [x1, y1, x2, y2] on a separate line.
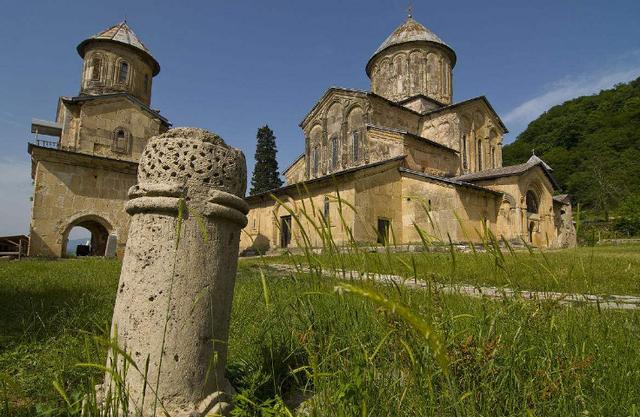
[528, 221, 535, 243]
[377, 218, 390, 245]
[280, 215, 292, 248]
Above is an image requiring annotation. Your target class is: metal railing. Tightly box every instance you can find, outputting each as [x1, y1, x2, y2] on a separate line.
[33, 139, 77, 152]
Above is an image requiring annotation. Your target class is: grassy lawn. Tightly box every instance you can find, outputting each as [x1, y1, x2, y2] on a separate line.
[252, 243, 640, 296]
[1, 247, 640, 416]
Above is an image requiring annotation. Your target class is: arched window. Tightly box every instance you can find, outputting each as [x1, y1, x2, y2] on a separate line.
[491, 146, 496, 168]
[352, 131, 359, 162]
[526, 190, 539, 214]
[477, 139, 483, 171]
[331, 137, 338, 169]
[117, 61, 129, 84]
[112, 128, 129, 153]
[91, 57, 102, 80]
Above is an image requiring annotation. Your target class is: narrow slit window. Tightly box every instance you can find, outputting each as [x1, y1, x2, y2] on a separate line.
[331, 137, 338, 169]
[313, 146, 319, 177]
[477, 139, 482, 171]
[462, 134, 468, 169]
[323, 196, 330, 222]
[91, 58, 102, 80]
[113, 129, 128, 153]
[352, 131, 360, 161]
[118, 61, 129, 84]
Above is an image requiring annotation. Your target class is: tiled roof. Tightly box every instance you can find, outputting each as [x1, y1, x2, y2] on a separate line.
[367, 17, 456, 74]
[77, 21, 160, 75]
[454, 156, 560, 188]
[399, 168, 502, 196]
[553, 194, 571, 204]
[455, 162, 533, 182]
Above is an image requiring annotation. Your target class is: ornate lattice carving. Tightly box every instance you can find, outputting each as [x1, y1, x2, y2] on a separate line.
[138, 127, 246, 198]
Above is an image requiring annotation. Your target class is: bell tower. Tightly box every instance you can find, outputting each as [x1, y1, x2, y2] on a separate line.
[76, 21, 160, 106]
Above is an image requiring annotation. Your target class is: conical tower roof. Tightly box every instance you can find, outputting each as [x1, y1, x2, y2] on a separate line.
[366, 16, 456, 76]
[77, 21, 160, 75]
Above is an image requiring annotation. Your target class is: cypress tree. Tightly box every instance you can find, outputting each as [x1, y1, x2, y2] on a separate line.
[250, 125, 283, 195]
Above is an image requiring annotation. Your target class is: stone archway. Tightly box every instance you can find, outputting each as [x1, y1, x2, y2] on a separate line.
[61, 215, 113, 257]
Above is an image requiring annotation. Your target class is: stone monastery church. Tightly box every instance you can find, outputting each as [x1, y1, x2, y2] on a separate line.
[241, 15, 576, 252]
[27, 17, 575, 258]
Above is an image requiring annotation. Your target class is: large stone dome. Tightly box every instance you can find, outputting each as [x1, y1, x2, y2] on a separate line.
[366, 17, 456, 77]
[367, 16, 456, 105]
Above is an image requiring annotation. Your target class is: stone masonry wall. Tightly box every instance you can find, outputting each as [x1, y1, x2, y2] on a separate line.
[57, 98, 166, 162]
[28, 150, 135, 257]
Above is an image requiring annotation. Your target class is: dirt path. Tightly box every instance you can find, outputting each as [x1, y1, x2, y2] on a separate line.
[266, 264, 640, 310]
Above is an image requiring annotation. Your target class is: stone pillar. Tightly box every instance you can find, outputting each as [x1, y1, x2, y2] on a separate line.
[103, 128, 248, 416]
[104, 234, 117, 258]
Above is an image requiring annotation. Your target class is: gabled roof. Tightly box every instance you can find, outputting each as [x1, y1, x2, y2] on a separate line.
[527, 154, 552, 170]
[454, 157, 560, 189]
[367, 17, 456, 76]
[397, 93, 447, 110]
[246, 155, 406, 202]
[422, 96, 509, 133]
[60, 93, 171, 126]
[300, 86, 433, 128]
[282, 153, 305, 175]
[77, 21, 160, 75]
[399, 168, 503, 196]
[300, 87, 369, 128]
[553, 194, 571, 204]
[366, 124, 458, 154]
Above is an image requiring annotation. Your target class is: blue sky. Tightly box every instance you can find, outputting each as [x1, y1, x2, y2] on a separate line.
[1, 0, 639, 236]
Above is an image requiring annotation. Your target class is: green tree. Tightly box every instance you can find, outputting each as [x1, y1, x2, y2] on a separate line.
[250, 125, 283, 195]
[613, 192, 640, 236]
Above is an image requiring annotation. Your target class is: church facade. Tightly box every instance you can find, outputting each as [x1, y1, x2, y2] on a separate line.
[241, 16, 576, 252]
[28, 22, 170, 257]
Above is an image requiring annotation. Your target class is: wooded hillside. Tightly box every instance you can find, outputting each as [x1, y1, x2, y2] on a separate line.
[503, 77, 640, 218]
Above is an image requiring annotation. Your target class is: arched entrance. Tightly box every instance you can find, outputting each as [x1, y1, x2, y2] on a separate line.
[61, 215, 113, 257]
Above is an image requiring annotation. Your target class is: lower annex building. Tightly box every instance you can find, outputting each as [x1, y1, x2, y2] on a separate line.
[240, 15, 576, 253]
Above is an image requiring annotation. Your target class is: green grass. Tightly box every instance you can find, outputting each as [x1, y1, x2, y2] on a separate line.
[1, 249, 640, 416]
[251, 243, 640, 296]
[0, 259, 119, 416]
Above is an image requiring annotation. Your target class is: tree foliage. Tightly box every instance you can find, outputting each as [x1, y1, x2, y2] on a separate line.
[250, 125, 283, 195]
[503, 77, 640, 218]
[613, 192, 640, 236]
